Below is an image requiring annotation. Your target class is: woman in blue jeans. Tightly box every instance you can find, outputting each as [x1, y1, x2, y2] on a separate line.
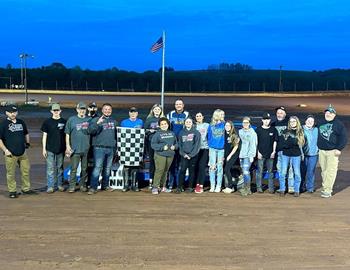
[301, 115, 319, 193]
[279, 116, 305, 197]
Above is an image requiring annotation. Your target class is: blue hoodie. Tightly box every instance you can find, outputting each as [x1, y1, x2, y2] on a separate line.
[207, 122, 225, 149]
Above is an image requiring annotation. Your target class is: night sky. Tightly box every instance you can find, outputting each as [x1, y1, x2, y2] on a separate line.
[2, 0, 350, 71]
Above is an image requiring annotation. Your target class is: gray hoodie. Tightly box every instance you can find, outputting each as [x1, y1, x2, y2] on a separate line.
[88, 116, 117, 148]
[178, 127, 201, 158]
[239, 127, 257, 159]
[151, 129, 178, 157]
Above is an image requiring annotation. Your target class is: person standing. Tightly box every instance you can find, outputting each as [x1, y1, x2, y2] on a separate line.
[272, 106, 294, 193]
[144, 104, 164, 189]
[88, 103, 117, 194]
[318, 104, 348, 198]
[207, 109, 226, 192]
[278, 116, 305, 197]
[166, 98, 190, 190]
[0, 105, 37, 198]
[41, 103, 67, 193]
[86, 102, 99, 188]
[222, 121, 241, 194]
[177, 118, 201, 193]
[65, 102, 90, 193]
[151, 117, 178, 195]
[255, 113, 278, 193]
[120, 107, 144, 192]
[301, 115, 319, 193]
[194, 112, 209, 194]
[239, 116, 258, 196]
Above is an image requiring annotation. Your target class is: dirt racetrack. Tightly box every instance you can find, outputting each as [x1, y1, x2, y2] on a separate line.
[0, 92, 350, 269]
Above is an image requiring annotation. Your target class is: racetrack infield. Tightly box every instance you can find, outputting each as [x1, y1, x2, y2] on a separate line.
[0, 93, 349, 269]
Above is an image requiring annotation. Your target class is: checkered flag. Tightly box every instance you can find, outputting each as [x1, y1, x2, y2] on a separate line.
[117, 127, 145, 166]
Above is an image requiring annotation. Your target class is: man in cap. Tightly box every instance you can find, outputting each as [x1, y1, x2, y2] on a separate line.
[272, 106, 294, 193]
[120, 107, 144, 192]
[318, 104, 348, 198]
[88, 103, 117, 194]
[87, 102, 99, 188]
[0, 105, 37, 198]
[87, 102, 98, 118]
[255, 112, 278, 193]
[121, 107, 144, 128]
[64, 101, 90, 192]
[41, 103, 67, 193]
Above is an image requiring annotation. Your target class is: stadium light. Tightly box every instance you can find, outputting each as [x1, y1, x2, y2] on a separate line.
[19, 53, 34, 104]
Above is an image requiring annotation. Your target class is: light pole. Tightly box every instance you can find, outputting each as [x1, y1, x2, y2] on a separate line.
[279, 65, 283, 92]
[19, 53, 34, 104]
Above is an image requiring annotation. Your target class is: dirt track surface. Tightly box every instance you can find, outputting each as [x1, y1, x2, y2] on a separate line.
[1, 94, 350, 269]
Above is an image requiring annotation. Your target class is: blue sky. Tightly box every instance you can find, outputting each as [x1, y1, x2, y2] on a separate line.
[2, 0, 350, 71]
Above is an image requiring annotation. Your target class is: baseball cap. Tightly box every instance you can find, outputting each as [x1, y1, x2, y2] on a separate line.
[129, 107, 138, 112]
[262, 112, 271, 120]
[76, 102, 86, 109]
[88, 102, 97, 108]
[275, 106, 286, 113]
[5, 105, 18, 113]
[51, 103, 61, 111]
[325, 104, 336, 114]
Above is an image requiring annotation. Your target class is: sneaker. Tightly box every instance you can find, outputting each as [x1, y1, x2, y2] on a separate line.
[195, 185, 203, 194]
[132, 186, 140, 192]
[151, 187, 159, 195]
[47, 187, 54, 194]
[268, 189, 275, 194]
[209, 187, 215, 193]
[68, 188, 75, 193]
[175, 188, 182, 194]
[257, 187, 263, 193]
[214, 187, 221, 193]
[321, 192, 332, 198]
[223, 187, 233, 194]
[58, 186, 65, 192]
[122, 187, 129, 192]
[80, 186, 88, 192]
[9, 192, 18, 199]
[288, 188, 294, 194]
[294, 192, 300, 197]
[87, 189, 97, 195]
[21, 189, 38, 195]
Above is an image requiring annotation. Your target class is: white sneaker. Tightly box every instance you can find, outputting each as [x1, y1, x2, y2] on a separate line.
[321, 192, 332, 198]
[209, 187, 215, 192]
[223, 187, 233, 194]
[214, 187, 221, 193]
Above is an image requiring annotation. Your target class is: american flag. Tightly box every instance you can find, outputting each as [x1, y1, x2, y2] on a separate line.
[150, 37, 163, 53]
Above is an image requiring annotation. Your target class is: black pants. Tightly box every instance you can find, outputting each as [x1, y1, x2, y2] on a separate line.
[224, 152, 239, 188]
[196, 149, 209, 186]
[178, 155, 198, 189]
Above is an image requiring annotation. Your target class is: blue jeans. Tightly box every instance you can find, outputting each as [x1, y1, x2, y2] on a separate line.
[279, 155, 301, 193]
[240, 158, 253, 185]
[256, 158, 274, 191]
[301, 155, 318, 192]
[46, 151, 64, 190]
[277, 151, 294, 191]
[90, 147, 114, 190]
[209, 148, 224, 189]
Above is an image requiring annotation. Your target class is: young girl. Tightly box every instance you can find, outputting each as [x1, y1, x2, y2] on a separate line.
[223, 121, 241, 194]
[207, 109, 226, 192]
[177, 118, 201, 193]
[151, 117, 178, 195]
[144, 104, 164, 189]
[301, 115, 318, 193]
[194, 112, 209, 194]
[279, 116, 305, 197]
[239, 117, 257, 196]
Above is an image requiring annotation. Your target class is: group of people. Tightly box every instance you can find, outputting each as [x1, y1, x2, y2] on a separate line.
[0, 99, 347, 199]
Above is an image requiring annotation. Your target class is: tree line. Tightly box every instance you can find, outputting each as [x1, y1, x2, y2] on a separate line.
[0, 62, 349, 92]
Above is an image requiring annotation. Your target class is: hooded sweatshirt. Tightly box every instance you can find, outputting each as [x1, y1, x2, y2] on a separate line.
[207, 122, 225, 149]
[239, 127, 257, 159]
[88, 116, 117, 148]
[178, 127, 201, 158]
[151, 129, 178, 157]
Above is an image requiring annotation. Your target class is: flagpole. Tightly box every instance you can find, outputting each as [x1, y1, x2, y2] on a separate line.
[161, 31, 165, 110]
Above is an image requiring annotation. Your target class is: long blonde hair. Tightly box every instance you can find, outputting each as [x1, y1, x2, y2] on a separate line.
[211, 109, 225, 125]
[288, 116, 305, 146]
[147, 104, 164, 119]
